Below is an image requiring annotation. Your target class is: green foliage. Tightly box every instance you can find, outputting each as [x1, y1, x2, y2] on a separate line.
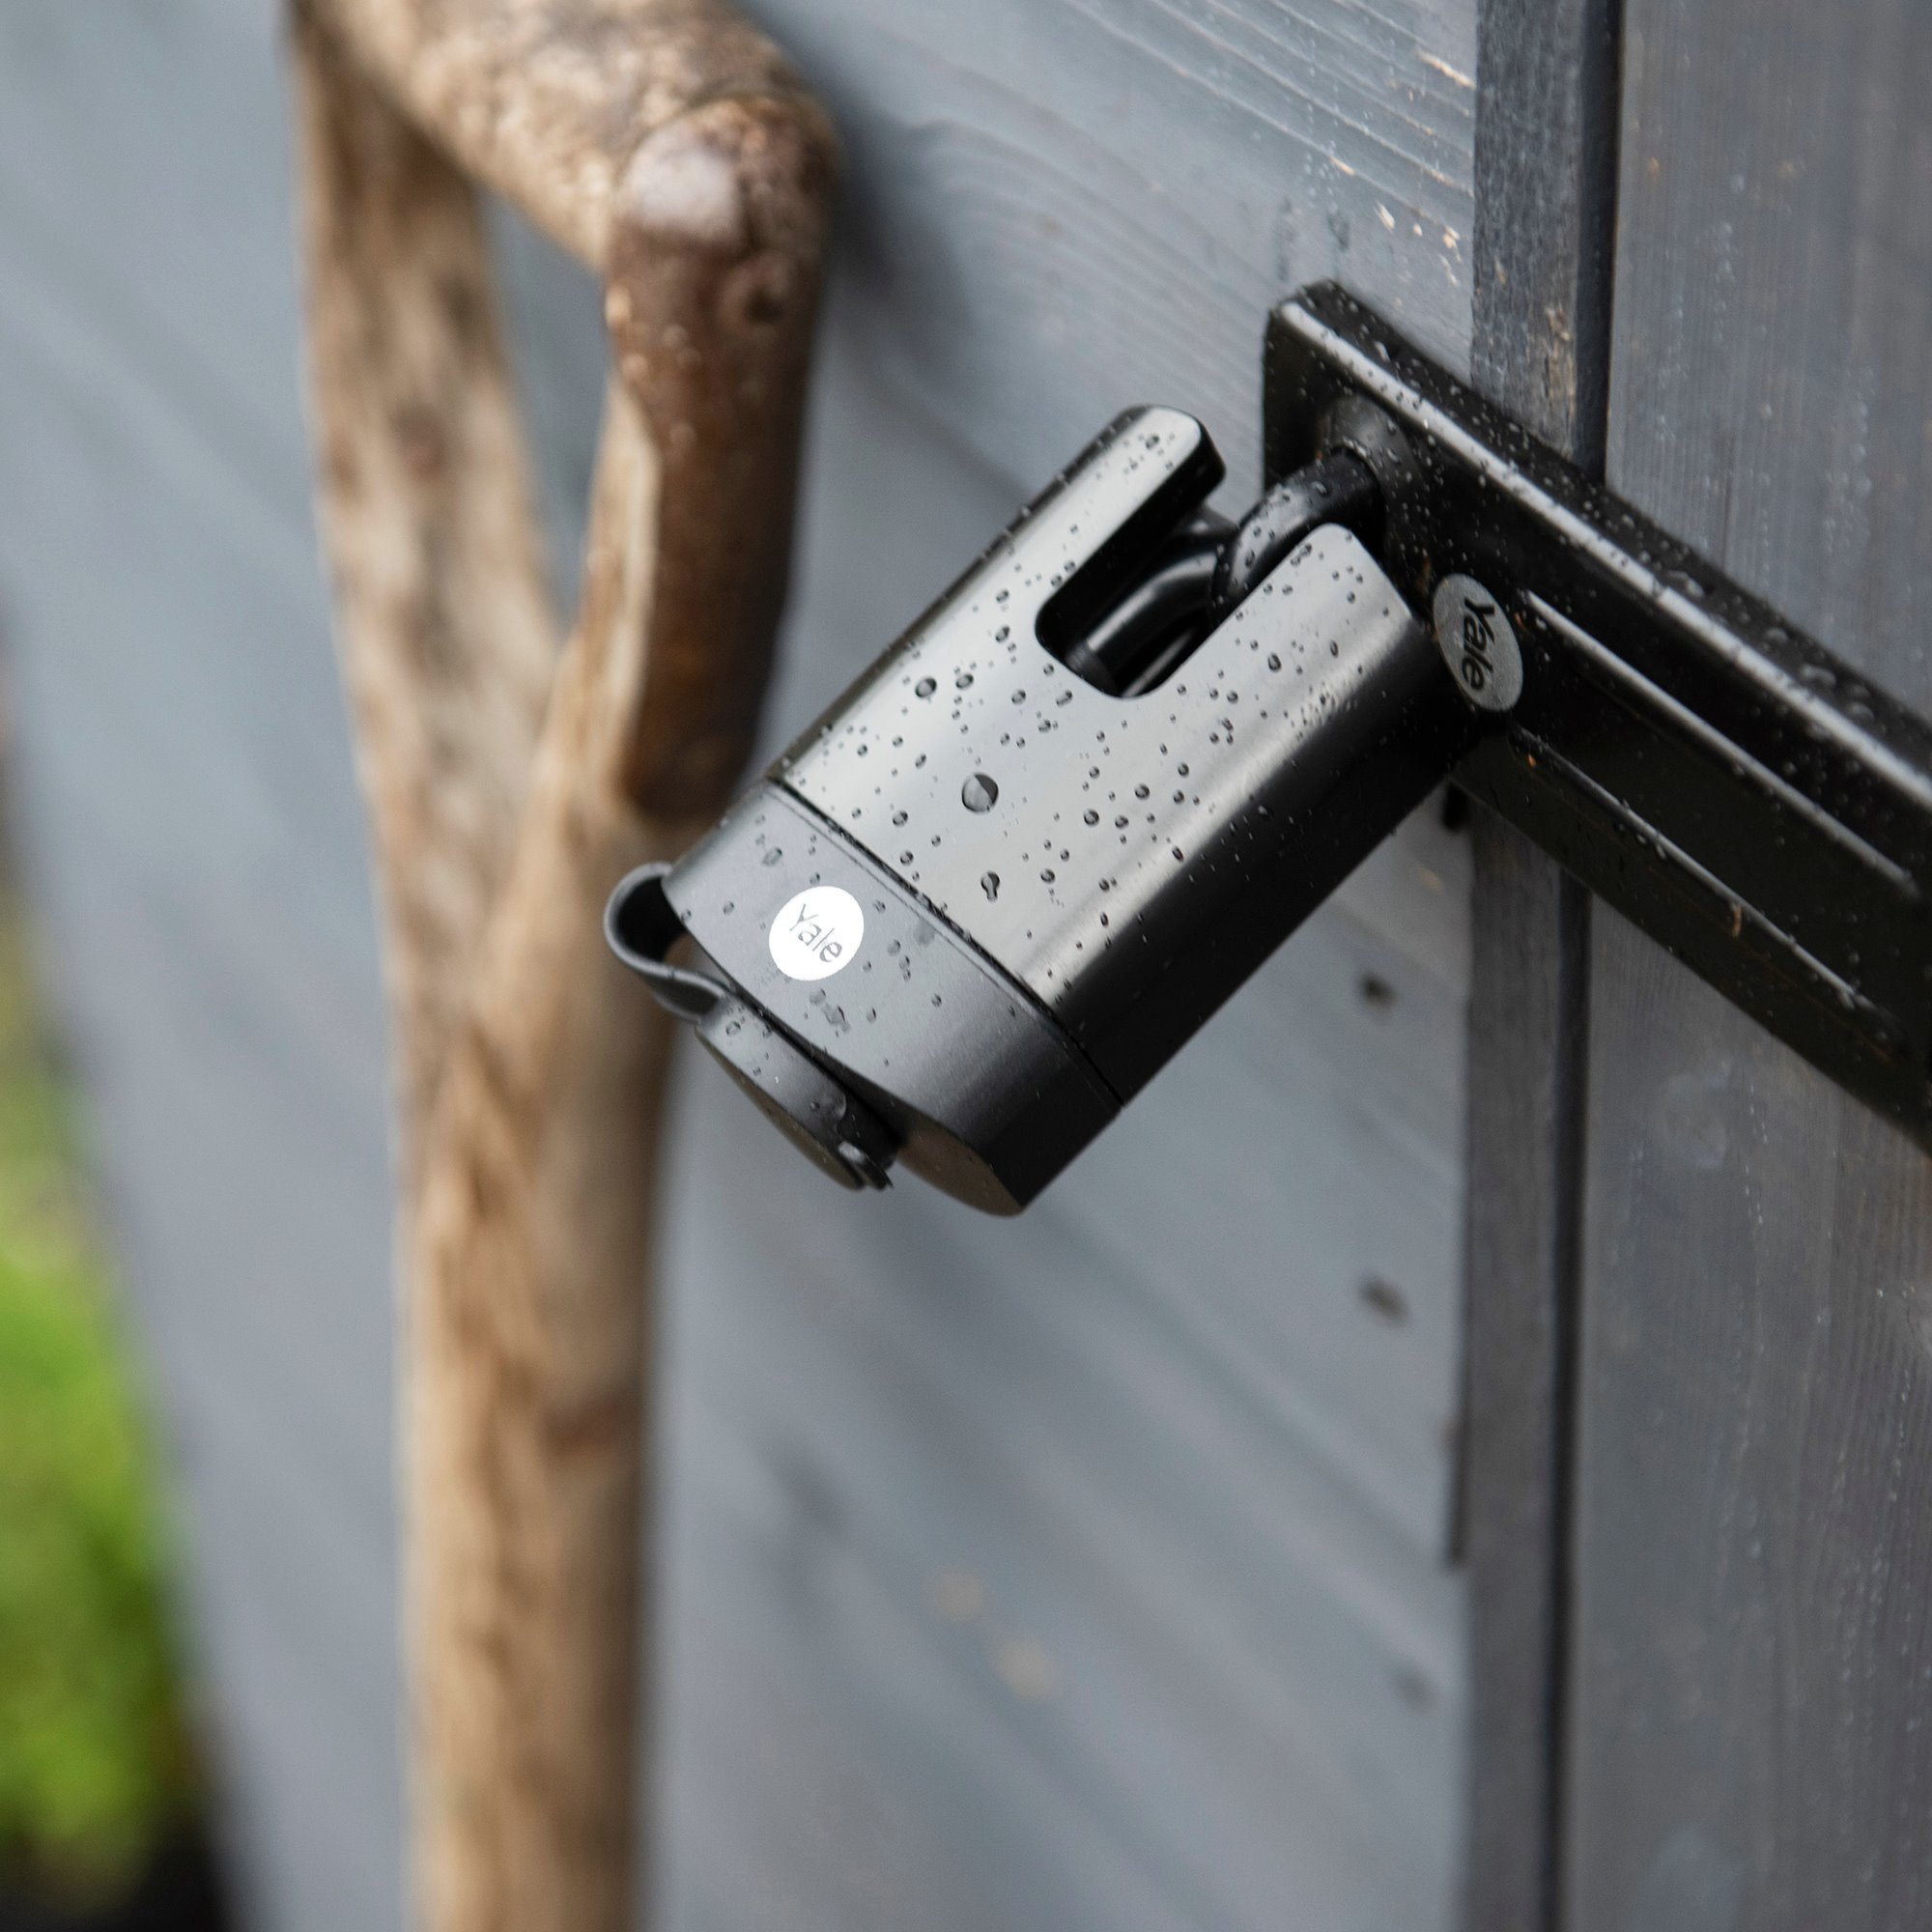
[0, 895, 194, 1898]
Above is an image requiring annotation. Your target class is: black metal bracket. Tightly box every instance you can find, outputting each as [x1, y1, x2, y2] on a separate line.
[1267, 282, 1932, 1148]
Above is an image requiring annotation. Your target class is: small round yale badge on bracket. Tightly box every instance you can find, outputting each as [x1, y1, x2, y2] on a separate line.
[1432, 573, 1522, 712]
[768, 886, 865, 982]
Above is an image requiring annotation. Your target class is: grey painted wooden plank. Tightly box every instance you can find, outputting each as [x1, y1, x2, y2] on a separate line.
[1458, 814, 1588, 1932]
[1461, 2, 1619, 1924]
[0, 0, 1488, 1928]
[1567, 3, 1932, 1927]
[1470, 0, 1620, 467]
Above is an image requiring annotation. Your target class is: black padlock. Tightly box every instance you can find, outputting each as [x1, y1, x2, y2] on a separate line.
[607, 405, 1472, 1212]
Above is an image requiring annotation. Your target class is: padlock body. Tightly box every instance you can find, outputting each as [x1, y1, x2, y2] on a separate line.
[666, 409, 1463, 1209]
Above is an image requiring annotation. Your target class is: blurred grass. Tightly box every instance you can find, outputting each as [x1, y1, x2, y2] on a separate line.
[0, 878, 197, 1902]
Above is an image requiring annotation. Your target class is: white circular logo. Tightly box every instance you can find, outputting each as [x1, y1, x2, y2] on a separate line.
[768, 886, 866, 981]
[1433, 573, 1522, 712]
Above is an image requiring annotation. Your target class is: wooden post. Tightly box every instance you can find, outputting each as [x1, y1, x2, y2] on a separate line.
[290, 6, 834, 1925]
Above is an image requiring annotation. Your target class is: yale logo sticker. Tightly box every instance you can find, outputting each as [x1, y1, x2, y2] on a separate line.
[768, 886, 865, 981]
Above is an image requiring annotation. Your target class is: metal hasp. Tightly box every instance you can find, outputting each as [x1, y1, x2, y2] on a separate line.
[1268, 282, 1932, 1149]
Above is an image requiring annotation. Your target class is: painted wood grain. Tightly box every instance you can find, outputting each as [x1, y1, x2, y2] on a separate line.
[742, 0, 1477, 507]
[1566, 4, 1932, 1927]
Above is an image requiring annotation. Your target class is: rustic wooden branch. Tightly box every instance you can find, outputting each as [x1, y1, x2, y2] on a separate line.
[291, 4, 833, 1925]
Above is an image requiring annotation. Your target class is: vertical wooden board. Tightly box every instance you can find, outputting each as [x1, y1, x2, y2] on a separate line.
[1461, 1, 1617, 1923]
[1568, 4, 1932, 1927]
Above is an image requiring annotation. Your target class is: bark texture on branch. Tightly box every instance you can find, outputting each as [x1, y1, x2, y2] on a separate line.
[311, 0, 809, 272]
[292, 5, 833, 1925]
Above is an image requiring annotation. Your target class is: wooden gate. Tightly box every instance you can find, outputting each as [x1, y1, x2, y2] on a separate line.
[0, 1, 1924, 1928]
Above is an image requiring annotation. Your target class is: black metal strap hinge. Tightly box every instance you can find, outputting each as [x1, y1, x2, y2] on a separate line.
[1267, 282, 1932, 1149]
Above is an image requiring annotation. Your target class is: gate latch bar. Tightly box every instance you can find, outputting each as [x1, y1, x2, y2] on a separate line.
[1270, 282, 1932, 1147]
